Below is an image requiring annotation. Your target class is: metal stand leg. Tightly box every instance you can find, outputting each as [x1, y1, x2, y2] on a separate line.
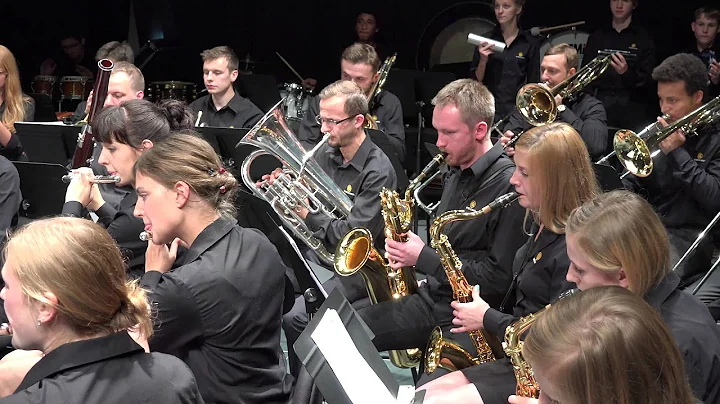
[692, 255, 720, 295]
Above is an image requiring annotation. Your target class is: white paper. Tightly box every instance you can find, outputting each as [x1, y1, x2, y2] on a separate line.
[396, 385, 416, 404]
[17, 121, 67, 126]
[311, 309, 397, 404]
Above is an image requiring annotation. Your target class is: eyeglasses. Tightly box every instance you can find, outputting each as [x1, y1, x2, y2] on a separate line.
[315, 115, 354, 127]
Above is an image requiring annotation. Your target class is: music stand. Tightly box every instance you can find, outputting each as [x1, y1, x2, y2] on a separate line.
[13, 162, 67, 219]
[15, 122, 79, 165]
[593, 164, 624, 191]
[294, 289, 425, 404]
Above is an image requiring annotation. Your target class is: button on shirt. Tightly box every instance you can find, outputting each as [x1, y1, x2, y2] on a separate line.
[190, 92, 264, 128]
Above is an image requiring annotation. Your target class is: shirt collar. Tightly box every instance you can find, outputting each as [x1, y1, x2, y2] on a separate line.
[643, 272, 681, 310]
[206, 91, 244, 114]
[449, 141, 505, 178]
[174, 215, 237, 266]
[489, 26, 531, 44]
[324, 131, 374, 171]
[17, 332, 144, 392]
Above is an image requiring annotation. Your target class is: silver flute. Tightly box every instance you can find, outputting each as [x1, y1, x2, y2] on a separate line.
[62, 174, 121, 184]
[139, 231, 152, 241]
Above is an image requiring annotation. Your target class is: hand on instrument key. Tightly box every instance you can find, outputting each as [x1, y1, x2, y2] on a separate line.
[501, 130, 516, 156]
[610, 52, 629, 75]
[450, 285, 490, 333]
[64, 167, 94, 207]
[257, 168, 283, 187]
[657, 115, 686, 154]
[385, 231, 425, 268]
[710, 61, 720, 85]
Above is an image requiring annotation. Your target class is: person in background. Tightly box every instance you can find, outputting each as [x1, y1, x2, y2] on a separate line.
[39, 32, 95, 78]
[0, 45, 34, 161]
[685, 7, 720, 98]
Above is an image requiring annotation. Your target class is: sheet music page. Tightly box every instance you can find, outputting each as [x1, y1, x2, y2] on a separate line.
[311, 309, 396, 404]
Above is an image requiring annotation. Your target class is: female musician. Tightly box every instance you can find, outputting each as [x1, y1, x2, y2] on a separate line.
[132, 133, 293, 404]
[63, 99, 194, 278]
[515, 286, 697, 404]
[470, 0, 541, 122]
[0, 217, 203, 403]
[0, 45, 34, 161]
[418, 122, 600, 403]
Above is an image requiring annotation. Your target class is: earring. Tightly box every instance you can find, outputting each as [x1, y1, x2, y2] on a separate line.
[36, 320, 41, 327]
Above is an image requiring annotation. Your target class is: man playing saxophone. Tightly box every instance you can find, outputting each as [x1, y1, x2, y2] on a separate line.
[356, 79, 527, 384]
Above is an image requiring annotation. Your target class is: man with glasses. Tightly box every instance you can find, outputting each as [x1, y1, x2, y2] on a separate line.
[297, 43, 406, 163]
[262, 80, 397, 378]
[40, 32, 96, 78]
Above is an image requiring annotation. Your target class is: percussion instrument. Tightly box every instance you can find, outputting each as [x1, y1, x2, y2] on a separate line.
[539, 28, 590, 66]
[60, 76, 92, 100]
[279, 82, 311, 119]
[31, 75, 57, 96]
[147, 81, 197, 104]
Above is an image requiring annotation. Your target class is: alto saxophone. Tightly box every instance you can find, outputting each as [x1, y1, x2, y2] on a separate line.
[424, 192, 519, 374]
[335, 154, 445, 368]
[503, 288, 579, 398]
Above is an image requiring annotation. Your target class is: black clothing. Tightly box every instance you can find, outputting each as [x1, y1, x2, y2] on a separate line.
[685, 43, 720, 99]
[297, 91, 406, 163]
[470, 27, 542, 121]
[62, 191, 145, 279]
[582, 21, 657, 129]
[3, 332, 204, 404]
[141, 216, 293, 404]
[0, 97, 35, 161]
[190, 92, 264, 129]
[504, 92, 608, 159]
[0, 156, 21, 247]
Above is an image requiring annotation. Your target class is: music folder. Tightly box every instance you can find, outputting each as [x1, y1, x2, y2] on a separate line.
[15, 122, 80, 165]
[294, 289, 425, 404]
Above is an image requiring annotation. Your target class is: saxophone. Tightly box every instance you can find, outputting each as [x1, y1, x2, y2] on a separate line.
[364, 53, 397, 129]
[334, 154, 445, 368]
[503, 288, 579, 398]
[424, 191, 519, 374]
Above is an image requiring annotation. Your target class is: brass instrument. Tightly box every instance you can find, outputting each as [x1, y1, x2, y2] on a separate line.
[503, 288, 578, 398]
[238, 100, 354, 265]
[334, 153, 445, 368]
[364, 53, 397, 129]
[595, 114, 670, 165]
[516, 54, 612, 126]
[612, 94, 720, 178]
[424, 192, 520, 374]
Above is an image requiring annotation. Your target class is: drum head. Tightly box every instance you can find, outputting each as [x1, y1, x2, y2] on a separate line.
[61, 76, 88, 82]
[539, 29, 591, 66]
[34, 75, 57, 81]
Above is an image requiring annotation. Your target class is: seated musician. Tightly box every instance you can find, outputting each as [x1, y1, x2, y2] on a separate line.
[582, 0, 657, 130]
[416, 122, 599, 403]
[189, 46, 264, 128]
[39, 32, 96, 78]
[298, 43, 406, 163]
[685, 7, 720, 98]
[622, 53, 720, 292]
[0, 217, 203, 403]
[263, 80, 397, 378]
[509, 287, 699, 404]
[62, 99, 195, 278]
[357, 79, 526, 384]
[501, 44, 608, 160]
[0, 45, 35, 161]
[133, 133, 293, 404]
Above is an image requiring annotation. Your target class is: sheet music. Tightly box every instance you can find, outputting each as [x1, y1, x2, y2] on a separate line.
[17, 121, 67, 126]
[277, 226, 328, 298]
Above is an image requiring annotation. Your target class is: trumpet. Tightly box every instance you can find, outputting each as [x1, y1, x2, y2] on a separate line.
[61, 174, 121, 184]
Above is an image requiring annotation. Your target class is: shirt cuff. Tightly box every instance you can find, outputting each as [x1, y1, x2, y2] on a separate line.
[140, 271, 163, 289]
[558, 107, 578, 123]
[668, 146, 693, 168]
[305, 211, 331, 233]
[94, 203, 117, 220]
[416, 245, 443, 278]
[61, 201, 85, 217]
[483, 308, 506, 337]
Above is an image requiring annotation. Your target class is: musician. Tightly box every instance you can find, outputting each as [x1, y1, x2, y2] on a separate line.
[512, 287, 698, 404]
[470, 0, 541, 122]
[62, 99, 195, 279]
[0, 45, 34, 161]
[0, 218, 204, 403]
[417, 122, 599, 402]
[0, 156, 21, 247]
[582, 0, 656, 130]
[357, 78, 526, 382]
[685, 7, 720, 98]
[39, 32, 95, 78]
[622, 53, 720, 289]
[272, 80, 397, 377]
[133, 133, 293, 404]
[189, 46, 264, 129]
[298, 43, 406, 163]
[501, 44, 608, 160]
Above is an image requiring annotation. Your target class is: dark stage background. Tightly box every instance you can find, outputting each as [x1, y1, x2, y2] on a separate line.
[2, 0, 713, 94]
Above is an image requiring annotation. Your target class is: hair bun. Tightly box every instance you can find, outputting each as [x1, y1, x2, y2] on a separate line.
[158, 99, 195, 131]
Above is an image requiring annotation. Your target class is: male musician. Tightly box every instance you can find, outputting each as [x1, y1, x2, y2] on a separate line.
[622, 53, 720, 295]
[685, 7, 720, 98]
[298, 43, 406, 163]
[40, 32, 96, 78]
[582, 0, 656, 130]
[268, 80, 397, 377]
[189, 46, 263, 128]
[501, 44, 608, 160]
[357, 79, 527, 384]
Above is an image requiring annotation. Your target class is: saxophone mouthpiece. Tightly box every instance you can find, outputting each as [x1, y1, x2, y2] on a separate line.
[488, 192, 520, 210]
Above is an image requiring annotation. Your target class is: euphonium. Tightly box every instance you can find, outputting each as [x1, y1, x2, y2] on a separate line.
[516, 54, 612, 126]
[334, 153, 446, 368]
[424, 192, 519, 374]
[238, 100, 353, 266]
[503, 289, 579, 398]
[364, 53, 397, 129]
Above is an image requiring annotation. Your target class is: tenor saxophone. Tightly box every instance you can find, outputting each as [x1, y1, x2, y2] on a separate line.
[424, 192, 519, 374]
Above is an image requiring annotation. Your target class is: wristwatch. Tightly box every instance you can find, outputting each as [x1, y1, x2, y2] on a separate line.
[557, 104, 566, 112]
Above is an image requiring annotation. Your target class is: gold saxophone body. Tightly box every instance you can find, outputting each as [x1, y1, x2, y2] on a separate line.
[424, 192, 519, 374]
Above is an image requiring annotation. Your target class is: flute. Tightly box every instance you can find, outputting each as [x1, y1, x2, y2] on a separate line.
[139, 231, 152, 241]
[62, 174, 121, 183]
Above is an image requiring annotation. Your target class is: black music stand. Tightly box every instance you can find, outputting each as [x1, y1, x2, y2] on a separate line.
[15, 123, 79, 165]
[294, 289, 425, 404]
[593, 164, 624, 192]
[13, 162, 67, 219]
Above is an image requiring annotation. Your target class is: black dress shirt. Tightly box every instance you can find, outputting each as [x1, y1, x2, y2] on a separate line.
[297, 91, 406, 163]
[0, 97, 35, 161]
[61, 191, 145, 279]
[416, 143, 527, 319]
[305, 133, 397, 252]
[504, 92, 608, 159]
[3, 332, 204, 404]
[470, 27, 542, 121]
[190, 92, 264, 129]
[0, 156, 21, 247]
[685, 42, 720, 99]
[140, 216, 293, 404]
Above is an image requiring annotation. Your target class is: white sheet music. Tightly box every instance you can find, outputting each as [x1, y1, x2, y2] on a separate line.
[311, 309, 398, 404]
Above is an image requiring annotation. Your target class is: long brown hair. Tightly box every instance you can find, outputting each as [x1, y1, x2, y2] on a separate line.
[0, 45, 32, 133]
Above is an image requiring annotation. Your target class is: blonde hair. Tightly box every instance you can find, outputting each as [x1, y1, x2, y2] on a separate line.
[432, 78, 495, 129]
[133, 131, 238, 217]
[318, 80, 369, 117]
[111, 61, 145, 93]
[566, 190, 670, 296]
[3, 218, 153, 339]
[0, 45, 32, 133]
[545, 43, 579, 70]
[514, 122, 600, 234]
[524, 286, 695, 404]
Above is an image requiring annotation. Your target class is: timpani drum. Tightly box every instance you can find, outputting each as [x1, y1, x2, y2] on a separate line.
[60, 76, 91, 100]
[31, 75, 57, 96]
[539, 29, 591, 66]
[147, 81, 197, 104]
